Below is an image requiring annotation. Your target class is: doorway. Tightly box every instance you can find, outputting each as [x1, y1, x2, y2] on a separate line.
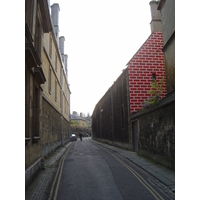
[132, 121, 138, 152]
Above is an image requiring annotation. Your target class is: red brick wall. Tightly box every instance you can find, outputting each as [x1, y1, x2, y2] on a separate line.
[128, 32, 167, 114]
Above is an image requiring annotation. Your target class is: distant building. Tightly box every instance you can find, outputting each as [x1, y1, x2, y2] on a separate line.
[84, 115, 92, 131]
[71, 112, 87, 129]
[70, 112, 92, 136]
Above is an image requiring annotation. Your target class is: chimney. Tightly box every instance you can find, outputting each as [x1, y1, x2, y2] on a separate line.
[64, 54, 68, 77]
[73, 111, 77, 115]
[47, 0, 50, 12]
[51, 3, 60, 43]
[149, 1, 162, 33]
[59, 36, 65, 62]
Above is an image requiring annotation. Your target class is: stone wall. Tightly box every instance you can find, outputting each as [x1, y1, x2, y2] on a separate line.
[158, 0, 175, 93]
[132, 92, 175, 170]
[41, 97, 70, 158]
[92, 69, 132, 149]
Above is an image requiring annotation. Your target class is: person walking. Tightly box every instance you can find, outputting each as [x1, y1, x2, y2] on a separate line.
[79, 132, 82, 141]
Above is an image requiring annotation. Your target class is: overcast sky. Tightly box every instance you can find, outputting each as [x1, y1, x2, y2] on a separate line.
[50, 0, 153, 116]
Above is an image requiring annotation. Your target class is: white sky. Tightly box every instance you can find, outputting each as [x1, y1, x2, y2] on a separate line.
[50, 0, 153, 116]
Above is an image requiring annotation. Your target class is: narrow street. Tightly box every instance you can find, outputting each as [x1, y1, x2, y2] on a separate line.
[49, 137, 174, 200]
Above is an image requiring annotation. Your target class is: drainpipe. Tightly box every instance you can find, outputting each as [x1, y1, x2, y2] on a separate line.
[111, 88, 115, 145]
[69, 98, 71, 140]
[99, 106, 101, 140]
[61, 88, 64, 146]
[61, 108, 63, 146]
[100, 106, 103, 141]
[61, 114, 63, 146]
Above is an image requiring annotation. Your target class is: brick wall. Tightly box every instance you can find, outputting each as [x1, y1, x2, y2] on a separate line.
[128, 32, 167, 114]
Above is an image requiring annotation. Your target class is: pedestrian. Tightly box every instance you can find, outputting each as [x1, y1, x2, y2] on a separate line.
[79, 132, 82, 141]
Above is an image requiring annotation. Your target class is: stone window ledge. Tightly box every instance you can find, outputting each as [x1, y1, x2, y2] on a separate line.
[25, 137, 31, 144]
[32, 136, 40, 142]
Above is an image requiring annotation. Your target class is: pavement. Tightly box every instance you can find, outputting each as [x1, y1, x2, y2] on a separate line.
[25, 142, 72, 200]
[25, 138, 175, 199]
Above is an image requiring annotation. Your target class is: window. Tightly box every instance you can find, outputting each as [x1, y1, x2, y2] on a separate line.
[65, 98, 67, 114]
[49, 35, 52, 58]
[34, 13, 42, 59]
[25, 68, 30, 139]
[122, 79, 124, 93]
[152, 73, 156, 82]
[64, 80, 66, 94]
[60, 89, 63, 109]
[33, 85, 40, 137]
[121, 106, 125, 128]
[49, 67, 51, 94]
[60, 68, 63, 87]
[55, 54, 57, 72]
[110, 112, 112, 130]
[55, 80, 57, 101]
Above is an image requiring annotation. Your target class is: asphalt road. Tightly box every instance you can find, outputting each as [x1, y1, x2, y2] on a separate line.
[54, 137, 170, 200]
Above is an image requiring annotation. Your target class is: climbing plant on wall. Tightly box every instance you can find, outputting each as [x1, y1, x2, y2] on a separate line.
[144, 76, 165, 106]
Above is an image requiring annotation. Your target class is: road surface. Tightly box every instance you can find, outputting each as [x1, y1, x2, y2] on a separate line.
[49, 137, 174, 200]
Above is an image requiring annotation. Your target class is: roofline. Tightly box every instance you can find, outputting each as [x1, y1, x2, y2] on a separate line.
[157, 0, 165, 10]
[126, 32, 154, 66]
[70, 115, 87, 122]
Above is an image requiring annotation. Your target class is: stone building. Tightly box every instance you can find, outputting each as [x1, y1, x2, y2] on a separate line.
[92, 68, 131, 148]
[41, 3, 71, 158]
[84, 114, 92, 134]
[158, 0, 175, 93]
[70, 112, 89, 136]
[25, 0, 71, 186]
[25, 0, 52, 187]
[71, 112, 87, 129]
[131, 0, 175, 170]
[92, 0, 167, 150]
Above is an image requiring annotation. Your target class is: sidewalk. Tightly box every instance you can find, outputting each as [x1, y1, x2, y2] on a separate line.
[25, 142, 72, 200]
[92, 139, 175, 193]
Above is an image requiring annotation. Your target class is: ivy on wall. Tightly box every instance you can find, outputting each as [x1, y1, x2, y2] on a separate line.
[144, 76, 165, 106]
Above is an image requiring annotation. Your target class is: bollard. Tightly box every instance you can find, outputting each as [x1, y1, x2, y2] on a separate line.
[41, 157, 45, 170]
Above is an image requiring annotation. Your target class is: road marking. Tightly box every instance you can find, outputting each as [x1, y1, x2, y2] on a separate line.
[48, 143, 73, 200]
[90, 140, 164, 199]
[103, 148, 164, 200]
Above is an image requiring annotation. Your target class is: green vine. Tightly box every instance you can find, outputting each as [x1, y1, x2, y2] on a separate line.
[144, 76, 165, 106]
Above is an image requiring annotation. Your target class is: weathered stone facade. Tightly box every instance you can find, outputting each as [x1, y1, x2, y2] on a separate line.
[131, 92, 175, 170]
[92, 69, 132, 150]
[25, 0, 52, 186]
[40, 2, 71, 161]
[158, 0, 175, 93]
[25, 0, 71, 187]
[41, 97, 70, 157]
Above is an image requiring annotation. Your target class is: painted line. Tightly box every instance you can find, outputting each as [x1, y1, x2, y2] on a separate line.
[48, 143, 73, 200]
[103, 147, 164, 200]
